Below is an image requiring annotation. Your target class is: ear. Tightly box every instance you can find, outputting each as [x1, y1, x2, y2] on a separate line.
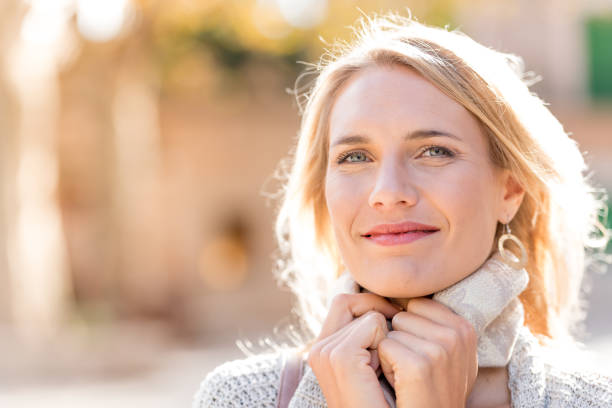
[498, 170, 525, 223]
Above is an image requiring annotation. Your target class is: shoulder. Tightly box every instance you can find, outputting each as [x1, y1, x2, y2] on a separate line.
[542, 362, 612, 407]
[192, 351, 284, 408]
[509, 327, 612, 407]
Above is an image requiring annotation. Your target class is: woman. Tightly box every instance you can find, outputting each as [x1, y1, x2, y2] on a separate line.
[193, 12, 612, 407]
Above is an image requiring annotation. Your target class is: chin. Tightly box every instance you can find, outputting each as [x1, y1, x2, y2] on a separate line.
[356, 270, 433, 299]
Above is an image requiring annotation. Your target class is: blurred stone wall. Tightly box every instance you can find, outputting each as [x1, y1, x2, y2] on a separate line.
[0, 0, 610, 345]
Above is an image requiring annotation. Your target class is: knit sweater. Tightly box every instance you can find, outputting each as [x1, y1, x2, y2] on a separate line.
[192, 326, 612, 407]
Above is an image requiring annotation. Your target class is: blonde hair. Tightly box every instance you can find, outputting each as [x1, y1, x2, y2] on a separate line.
[274, 11, 609, 341]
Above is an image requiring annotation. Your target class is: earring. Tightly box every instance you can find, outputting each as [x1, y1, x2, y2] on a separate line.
[498, 223, 527, 270]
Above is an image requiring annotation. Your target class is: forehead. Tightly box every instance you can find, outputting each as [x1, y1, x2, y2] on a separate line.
[328, 65, 484, 145]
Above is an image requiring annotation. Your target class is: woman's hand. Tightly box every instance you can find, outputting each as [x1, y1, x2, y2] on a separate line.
[378, 297, 478, 408]
[307, 293, 400, 408]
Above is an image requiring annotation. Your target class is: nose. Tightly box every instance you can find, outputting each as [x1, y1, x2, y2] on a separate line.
[368, 160, 419, 210]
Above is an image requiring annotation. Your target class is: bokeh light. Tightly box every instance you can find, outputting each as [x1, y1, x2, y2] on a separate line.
[276, 0, 328, 29]
[0, 1, 611, 407]
[76, 0, 132, 42]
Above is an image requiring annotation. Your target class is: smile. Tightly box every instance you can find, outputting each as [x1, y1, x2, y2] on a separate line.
[363, 230, 438, 246]
[362, 221, 439, 246]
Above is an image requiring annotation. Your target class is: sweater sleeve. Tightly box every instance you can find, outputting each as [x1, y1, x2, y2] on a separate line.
[543, 362, 612, 407]
[508, 327, 612, 408]
[191, 353, 283, 408]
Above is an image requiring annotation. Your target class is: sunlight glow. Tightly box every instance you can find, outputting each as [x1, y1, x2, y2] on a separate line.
[276, 0, 327, 29]
[253, 0, 292, 40]
[76, 0, 132, 42]
[20, 0, 72, 47]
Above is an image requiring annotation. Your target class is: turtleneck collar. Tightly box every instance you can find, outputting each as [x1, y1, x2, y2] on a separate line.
[330, 251, 529, 368]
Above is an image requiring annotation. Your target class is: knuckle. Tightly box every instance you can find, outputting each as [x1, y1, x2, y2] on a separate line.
[405, 298, 423, 313]
[460, 319, 477, 342]
[314, 345, 332, 366]
[307, 344, 322, 368]
[428, 343, 447, 363]
[378, 337, 391, 353]
[439, 327, 459, 351]
[378, 337, 395, 357]
[363, 310, 385, 325]
[386, 330, 399, 341]
[328, 347, 342, 366]
[318, 343, 333, 365]
[391, 311, 406, 329]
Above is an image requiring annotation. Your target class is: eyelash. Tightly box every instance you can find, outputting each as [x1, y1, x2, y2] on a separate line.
[420, 145, 455, 158]
[335, 145, 455, 164]
[336, 150, 369, 164]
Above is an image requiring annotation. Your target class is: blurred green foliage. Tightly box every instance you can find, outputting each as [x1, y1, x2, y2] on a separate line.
[586, 14, 612, 100]
[605, 201, 612, 254]
[146, 0, 460, 91]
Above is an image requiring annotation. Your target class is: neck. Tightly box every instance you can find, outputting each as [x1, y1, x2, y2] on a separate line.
[387, 294, 434, 311]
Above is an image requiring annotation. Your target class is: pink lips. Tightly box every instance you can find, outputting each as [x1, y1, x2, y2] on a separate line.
[362, 221, 439, 246]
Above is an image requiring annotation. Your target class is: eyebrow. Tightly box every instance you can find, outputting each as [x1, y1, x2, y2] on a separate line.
[330, 129, 461, 148]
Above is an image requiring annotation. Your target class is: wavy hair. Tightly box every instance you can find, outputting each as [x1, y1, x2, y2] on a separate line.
[273, 11, 609, 342]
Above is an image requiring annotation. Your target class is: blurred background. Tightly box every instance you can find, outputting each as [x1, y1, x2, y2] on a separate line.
[0, 0, 611, 406]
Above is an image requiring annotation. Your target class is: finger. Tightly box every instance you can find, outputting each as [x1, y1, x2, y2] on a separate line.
[343, 311, 389, 351]
[312, 316, 361, 368]
[400, 299, 478, 356]
[387, 330, 448, 366]
[311, 312, 388, 399]
[405, 297, 467, 328]
[370, 349, 380, 373]
[337, 314, 388, 386]
[312, 311, 388, 375]
[387, 330, 478, 399]
[342, 311, 389, 372]
[387, 331, 478, 390]
[378, 337, 429, 390]
[319, 293, 400, 340]
[392, 310, 457, 345]
[309, 318, 367, 407]
[309, 325, 349, 392]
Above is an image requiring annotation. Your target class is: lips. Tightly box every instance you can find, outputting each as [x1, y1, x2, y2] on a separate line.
[362, 221, 439, 246]
[363, 221, 439, 236]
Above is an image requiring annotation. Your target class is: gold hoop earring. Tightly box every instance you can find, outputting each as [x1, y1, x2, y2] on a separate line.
[498, 223, 527, 270]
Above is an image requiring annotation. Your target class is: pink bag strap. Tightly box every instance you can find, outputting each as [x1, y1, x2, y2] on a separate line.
[277, 350, 304, 408]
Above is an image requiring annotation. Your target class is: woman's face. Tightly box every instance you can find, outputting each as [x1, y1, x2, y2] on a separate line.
[325, 65, 519, 299]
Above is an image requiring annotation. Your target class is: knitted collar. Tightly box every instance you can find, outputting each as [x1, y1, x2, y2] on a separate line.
[331, 252, 528, 407]
[331, 252, 529, 367]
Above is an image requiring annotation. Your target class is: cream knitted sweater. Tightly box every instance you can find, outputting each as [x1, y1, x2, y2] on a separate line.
[192, 326, 612, 407]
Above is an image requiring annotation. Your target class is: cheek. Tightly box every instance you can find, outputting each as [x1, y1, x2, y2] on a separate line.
[437, 166, 499, 244]
[325, 171, 369, 237]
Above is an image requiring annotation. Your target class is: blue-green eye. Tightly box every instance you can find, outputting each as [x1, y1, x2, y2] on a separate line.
[337, 151, 369, 163]
[422, 145, 453, 158]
